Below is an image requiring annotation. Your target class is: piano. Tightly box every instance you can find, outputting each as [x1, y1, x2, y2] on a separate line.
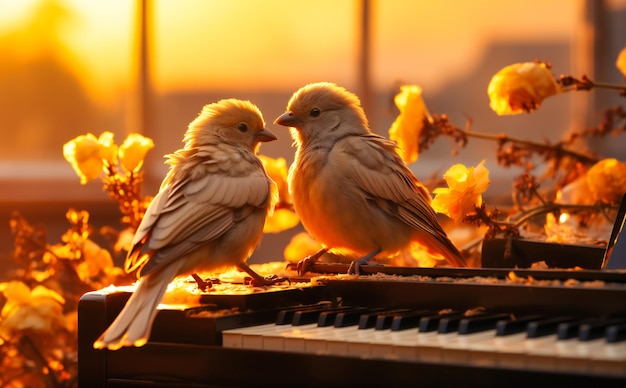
[78, 264, 626, 387]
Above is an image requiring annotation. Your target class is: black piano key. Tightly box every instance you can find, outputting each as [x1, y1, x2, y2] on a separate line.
[374, 309, 413, 330]
[419, 311, 464, 332]
[458, 313, 511, 335]
[578, 318, 626, 341]
[317, 306, 360, 327]
[374, 309, 412, 330]
[390, 310, 434, 331]
[276, 307, 303, 325]
[292, 308, 328, 326]
[439, 312, 476, 333]
[495, 315, 544, 336]
[527, 316, 576, 338]
[275, 302, 332, 325]
[606, 323, 626, 343]
[557, 318, 592, 340]
[334, 307, 386, 328]
[292, 304, 348, 326]
[360, 308, 409, 330]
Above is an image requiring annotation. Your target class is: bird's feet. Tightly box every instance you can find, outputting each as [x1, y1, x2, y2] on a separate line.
[347, 257, 370, 275]
[237, 262, 290, 287]
[347, 247, 383, 275]
[247, 274, 290, 287]
[191, 273, 219, 292]
[296, 247, 329, 276]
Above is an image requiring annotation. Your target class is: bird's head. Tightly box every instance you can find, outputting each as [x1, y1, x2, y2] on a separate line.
[274, 82, 369, 146]
[185, 99, 276, 152]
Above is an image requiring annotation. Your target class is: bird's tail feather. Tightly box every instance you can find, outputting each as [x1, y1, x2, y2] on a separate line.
[93, 261, 183, 350]
[434, 236, 466, 267]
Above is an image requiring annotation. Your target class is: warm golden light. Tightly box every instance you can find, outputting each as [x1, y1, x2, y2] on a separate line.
[0, 0, 580, 99]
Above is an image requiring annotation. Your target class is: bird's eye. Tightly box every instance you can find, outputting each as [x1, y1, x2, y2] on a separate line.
[310, 107, 320, 117]
[237, 123, 248, 132]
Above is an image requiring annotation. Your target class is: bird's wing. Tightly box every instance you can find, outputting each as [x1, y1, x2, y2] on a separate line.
[125, 157, 271, 275]
[337, 133, 445, 234]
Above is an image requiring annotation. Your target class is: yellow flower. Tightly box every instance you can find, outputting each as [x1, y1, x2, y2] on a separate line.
[432, 160, 490, 222]
[284, 232, 323, 263]
[118, 133, 154, 173]
[0, 281, 65, 338]
[388, 85, 432, 164]
[76, 239, 114, 281]
[263, 208, 301, 233]
[616, 46, 626, 77]
[98, 131, 118, 167]
[487, 62, 561, 115]
[63, 133, 103, 184]
[586, 158, 626, 204]
[259, 155, 291, 204]
[259, 155, 300, 233]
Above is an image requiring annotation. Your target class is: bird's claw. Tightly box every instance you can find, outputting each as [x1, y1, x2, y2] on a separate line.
[296, 256, 316, 276]
[295, 247, 329, 276]
[191, 273, 217, 292]
[247, 274, 291, 287]
[347, 260, 361, 275]
[348, 256, 381, 275]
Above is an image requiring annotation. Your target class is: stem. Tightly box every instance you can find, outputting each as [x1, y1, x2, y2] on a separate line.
[588, 81, 626, 91]
[18, 334, 63, 388]
[463, 131, 598, 165]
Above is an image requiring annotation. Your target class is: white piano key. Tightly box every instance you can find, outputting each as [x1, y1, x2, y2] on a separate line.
[223, 308, 626, 380]
[390, 332, 421, 362]
[415, 331, 444, 363]
[550, 335, 602, 374]
[301, 325, 360, 354]
[346, 328, 377, 357]
[437, 330, 495, 365]
[222, 323, 278, 349]
[367, 329, 417, 360]
[583, 339, 626, 376]
[269, 323, 320, 353]
[495, 336, 527, 370]
[324, 326, 364, 356]
[524, 335, 560, 371]
[221, 329, 244, 348]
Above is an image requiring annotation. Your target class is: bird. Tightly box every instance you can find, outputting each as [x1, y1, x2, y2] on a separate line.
[93, 98, 285, 350]
[274, 82, 466, 275]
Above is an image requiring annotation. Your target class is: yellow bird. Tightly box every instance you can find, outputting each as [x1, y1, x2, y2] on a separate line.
[275, 82, 466, 274]
[94, 99, 284, 350]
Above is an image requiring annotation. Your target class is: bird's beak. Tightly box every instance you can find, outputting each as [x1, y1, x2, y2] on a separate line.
[254, 128, 277, 143]
[274, 111, 300, 127]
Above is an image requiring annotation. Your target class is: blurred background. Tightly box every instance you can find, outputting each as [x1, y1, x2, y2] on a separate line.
[0, 0, 624, 263]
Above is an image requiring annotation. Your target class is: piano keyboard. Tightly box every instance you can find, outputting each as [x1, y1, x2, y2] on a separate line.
[78, 267, 626, 386]
[222, 303, 626, 378]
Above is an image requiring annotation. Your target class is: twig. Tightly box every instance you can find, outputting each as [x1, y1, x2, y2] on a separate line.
[18, 334, 63, 388]
[462, 131, 599, 166]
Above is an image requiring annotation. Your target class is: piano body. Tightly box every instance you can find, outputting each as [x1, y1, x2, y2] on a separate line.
[78, 265, 626, 387]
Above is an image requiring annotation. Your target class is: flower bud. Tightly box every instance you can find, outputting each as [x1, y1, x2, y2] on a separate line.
[388, 85, 432, 164]
[98, 132, 118, 168]
[63, 133, 104, 184]
[487, 62, 560, 115]
[586, 158, 626, 204]
[118, 133, 154, 173]
[616, 46, 626, 77]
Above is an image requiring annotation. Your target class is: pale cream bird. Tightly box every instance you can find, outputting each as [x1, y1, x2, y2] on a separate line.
[274, 82, 466, 275]
[94, 99, 285, 350]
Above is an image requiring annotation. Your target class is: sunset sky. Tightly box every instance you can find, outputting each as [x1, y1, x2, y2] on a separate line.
[0, 0, 594, 103]
[0, 0, 624, 210]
